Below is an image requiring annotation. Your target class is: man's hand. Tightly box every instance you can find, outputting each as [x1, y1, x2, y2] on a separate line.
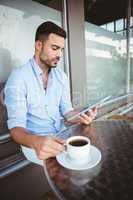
[79, 107, 97, 125]
[64, 107, 97, 126]
[32, 135, 65, 160]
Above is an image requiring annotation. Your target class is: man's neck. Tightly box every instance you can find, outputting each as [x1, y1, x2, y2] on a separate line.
[34, 55, 50, 76]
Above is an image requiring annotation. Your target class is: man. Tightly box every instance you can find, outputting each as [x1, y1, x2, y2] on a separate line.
[4, 21, 97, 160]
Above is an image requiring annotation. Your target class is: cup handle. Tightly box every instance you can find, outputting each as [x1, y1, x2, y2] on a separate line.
[63, 143, 67, 152]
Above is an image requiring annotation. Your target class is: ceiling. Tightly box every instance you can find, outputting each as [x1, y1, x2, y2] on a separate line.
[33, 0, 62, 11]
[34, 0, 133, 25]
[84, 0, 133, 25]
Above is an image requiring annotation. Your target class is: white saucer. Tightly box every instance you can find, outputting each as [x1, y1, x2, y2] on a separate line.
[56, 145, 101, 170]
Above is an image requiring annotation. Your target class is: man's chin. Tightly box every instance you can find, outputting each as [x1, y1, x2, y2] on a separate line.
[49, 64, 57, 68]
[50, 65, 57, 68]
[40, 58, 57, 68]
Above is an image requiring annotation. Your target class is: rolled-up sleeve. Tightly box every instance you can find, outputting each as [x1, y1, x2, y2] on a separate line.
[59, 74, 73, 116]
[4, 70, 27, 129]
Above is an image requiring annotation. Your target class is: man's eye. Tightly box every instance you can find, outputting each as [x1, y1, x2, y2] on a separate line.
[52, 46, 58, 50]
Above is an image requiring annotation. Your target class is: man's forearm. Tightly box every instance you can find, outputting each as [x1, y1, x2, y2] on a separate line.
[10, 127, 65, 160]
[10, 127, 38, 148]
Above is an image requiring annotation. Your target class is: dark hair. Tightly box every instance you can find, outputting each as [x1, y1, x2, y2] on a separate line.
[35, 21, 66, 42]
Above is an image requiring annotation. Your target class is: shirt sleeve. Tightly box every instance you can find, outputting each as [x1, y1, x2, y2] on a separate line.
[59, 73, 73, 116]
[4, 70, 27, 129]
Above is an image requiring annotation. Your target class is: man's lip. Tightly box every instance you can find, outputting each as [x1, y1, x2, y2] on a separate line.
[53, 57, 60, 61]
[53, 60, 59, 64]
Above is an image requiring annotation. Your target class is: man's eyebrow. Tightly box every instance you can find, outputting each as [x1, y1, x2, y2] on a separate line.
[52, 44, 64, 50]
[52, 44, 59, 48]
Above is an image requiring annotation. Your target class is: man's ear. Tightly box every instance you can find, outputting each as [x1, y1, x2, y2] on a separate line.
[35, 40, 43, 51]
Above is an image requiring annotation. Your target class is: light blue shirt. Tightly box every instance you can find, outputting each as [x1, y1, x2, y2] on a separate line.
[4, 57, 73, 135]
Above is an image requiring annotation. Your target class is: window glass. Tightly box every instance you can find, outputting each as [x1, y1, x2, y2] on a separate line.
[0, 0, 63, 82]
[100, 24, 107, 30]
[107, 22, 114, 32]
[85, 23, 126, 104]
[130, 16, 133, 27]
[116, 19, 124, 31]
[84, 0, 132, 105]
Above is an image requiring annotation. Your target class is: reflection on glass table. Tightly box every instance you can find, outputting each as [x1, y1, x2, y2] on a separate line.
[44, 120, 133, 200]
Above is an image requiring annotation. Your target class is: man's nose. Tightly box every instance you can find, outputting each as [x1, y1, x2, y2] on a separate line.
[57, 49, 62, 58]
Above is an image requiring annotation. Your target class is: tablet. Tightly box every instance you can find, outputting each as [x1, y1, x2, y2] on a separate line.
[66, 95, 111, 121]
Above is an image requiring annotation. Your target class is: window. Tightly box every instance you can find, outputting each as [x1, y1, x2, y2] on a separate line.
[84, 0, 132, 105]
[107, 22, 114, 32]
[116, 19, 124, 32]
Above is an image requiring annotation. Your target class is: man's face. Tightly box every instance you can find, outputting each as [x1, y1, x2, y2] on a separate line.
[37, 33, 65, 68]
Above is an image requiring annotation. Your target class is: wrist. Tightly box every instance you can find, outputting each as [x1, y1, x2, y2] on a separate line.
[29, 134, 40, 149]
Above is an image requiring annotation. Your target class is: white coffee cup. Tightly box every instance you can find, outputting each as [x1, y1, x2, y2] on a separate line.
[66, 136, 91, 165]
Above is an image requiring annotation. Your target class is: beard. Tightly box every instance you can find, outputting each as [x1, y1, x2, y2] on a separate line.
[40, 55, 59, 69]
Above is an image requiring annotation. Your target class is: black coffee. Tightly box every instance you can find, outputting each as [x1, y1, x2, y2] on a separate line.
[69, 139, 88, 146]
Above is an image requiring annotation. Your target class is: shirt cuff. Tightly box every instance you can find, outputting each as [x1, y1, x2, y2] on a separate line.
[63, 106, 74, 116]
[7, 119, 26, 130]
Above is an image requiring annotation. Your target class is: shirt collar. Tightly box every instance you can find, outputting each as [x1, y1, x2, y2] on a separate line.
[31, 56, 43, 77]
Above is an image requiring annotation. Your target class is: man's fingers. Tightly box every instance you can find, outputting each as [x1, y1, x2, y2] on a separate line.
[35, 136, 65, 160]
[85, 108, 97, 119]
[48, 142, 65, 153]
[79, 115, 92, 125]
[47, 137, 65, 151]
[81, 113, 92, 120]
[36, 146, 63, 160]
[55, 138, 65, 145]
